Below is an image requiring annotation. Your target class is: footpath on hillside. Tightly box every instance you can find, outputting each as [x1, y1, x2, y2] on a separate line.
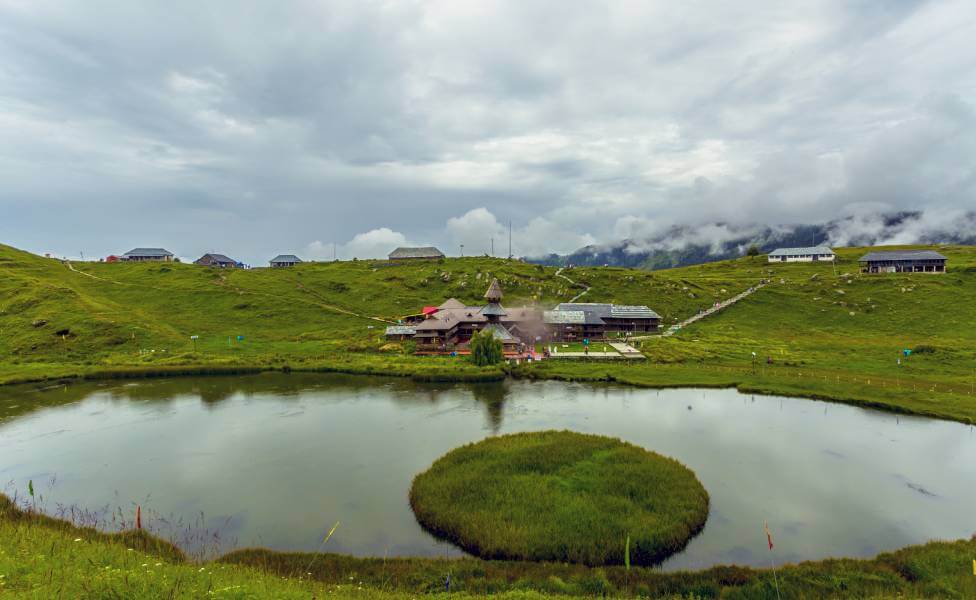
[553, 267, 591, 303]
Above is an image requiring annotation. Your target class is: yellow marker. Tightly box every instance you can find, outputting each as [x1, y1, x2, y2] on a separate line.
[972, 558, 975, 575]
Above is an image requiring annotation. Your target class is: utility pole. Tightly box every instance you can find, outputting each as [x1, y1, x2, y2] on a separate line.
[333, 243, 336, 262]
[508, 221, 512, 259]
[491, 238, 494, 257]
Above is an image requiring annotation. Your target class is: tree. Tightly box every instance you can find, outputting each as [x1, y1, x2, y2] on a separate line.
[470, 329, 504, 366]
[746, 244, 760, 257]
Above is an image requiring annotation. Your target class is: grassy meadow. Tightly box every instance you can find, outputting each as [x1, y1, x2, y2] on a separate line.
[3, 242, 975, 423]
[3, 492, 975, 599]
[3, 242, 976, 597]
[409, 431, 709, 566]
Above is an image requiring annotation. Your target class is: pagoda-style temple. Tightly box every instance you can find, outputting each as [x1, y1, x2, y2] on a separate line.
[405, 279, 536, 354]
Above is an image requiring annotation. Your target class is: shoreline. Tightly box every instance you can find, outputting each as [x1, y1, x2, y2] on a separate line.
[2, 358, 973, 425]
[3, 492, 974, 598]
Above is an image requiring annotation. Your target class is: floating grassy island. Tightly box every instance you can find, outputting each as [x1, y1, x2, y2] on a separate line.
[409, 431, 709, 566]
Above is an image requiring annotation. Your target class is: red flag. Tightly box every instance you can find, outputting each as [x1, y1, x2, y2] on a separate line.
[136, 505, 142, 530]
[764, 520, 773, 550]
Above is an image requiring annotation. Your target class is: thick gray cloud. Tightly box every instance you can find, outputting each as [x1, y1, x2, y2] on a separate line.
[1, 0, 974, 263]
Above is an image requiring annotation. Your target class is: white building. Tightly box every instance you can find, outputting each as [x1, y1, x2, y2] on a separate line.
[767, 246, 835, 263]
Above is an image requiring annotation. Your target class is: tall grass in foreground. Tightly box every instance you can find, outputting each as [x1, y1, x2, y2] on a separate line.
[2, 492, 975, 598]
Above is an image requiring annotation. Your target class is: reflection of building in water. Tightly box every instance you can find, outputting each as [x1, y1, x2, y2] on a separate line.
[470, 382, 509, 433]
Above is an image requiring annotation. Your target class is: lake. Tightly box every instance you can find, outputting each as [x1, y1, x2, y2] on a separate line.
[1, 373, 973, 570]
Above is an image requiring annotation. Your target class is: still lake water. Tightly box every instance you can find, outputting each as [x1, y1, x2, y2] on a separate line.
[1, 373, 974, 570]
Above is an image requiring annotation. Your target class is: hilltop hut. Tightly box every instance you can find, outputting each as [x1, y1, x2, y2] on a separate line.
[859, 250, 947, 274]
[767, 246, 835, 263]
[388, 247, 445, 261]
[195, 253, 239, 268]
[121, 248, 174, 262]
[269, 254, 302, 268]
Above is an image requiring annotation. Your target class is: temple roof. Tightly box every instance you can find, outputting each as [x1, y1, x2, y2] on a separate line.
[481, 302, 507, 317]
[484, 278, 503, 301]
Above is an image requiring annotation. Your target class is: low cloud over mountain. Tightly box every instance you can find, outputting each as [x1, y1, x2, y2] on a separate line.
[530, 211, 976, 270]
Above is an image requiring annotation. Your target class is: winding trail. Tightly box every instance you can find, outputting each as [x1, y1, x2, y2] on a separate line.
[63, 260, 127, 285]
[553, 267, 591, 304]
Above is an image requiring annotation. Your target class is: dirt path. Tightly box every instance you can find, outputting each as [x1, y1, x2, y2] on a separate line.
[63, 260, 128, 285]
[553, 267, 591, 304]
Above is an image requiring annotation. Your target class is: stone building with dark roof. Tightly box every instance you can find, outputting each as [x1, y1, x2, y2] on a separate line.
[859, 250, 947, 274]
[194, 253, 239, 268]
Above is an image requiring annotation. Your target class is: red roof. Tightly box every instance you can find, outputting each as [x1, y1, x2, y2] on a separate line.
[422, 306, 439, 315]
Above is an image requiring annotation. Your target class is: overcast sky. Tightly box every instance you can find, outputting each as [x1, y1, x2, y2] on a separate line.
[1, 1, 974, 263]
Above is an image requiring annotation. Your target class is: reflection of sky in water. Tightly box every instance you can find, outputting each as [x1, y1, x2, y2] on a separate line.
[1, 374, 974, 570]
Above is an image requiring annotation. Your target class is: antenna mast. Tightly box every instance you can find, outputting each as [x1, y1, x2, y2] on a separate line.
[508, 221, 512, 259]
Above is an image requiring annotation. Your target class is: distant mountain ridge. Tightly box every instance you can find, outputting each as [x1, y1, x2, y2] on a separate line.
[529, 212, 976, 270]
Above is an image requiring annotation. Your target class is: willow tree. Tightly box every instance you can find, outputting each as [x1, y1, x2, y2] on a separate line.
[470, 329, 504, 366]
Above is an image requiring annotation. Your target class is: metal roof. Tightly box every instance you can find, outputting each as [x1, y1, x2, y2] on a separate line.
[480, 302, 507, 317]
[385, 326, 416, 336]
[544, 310, 586, 324]
[123, 248, 173, 257]
[482, 323, 517, 342]
[768, 246, 834, 256]
[388, 246, 445, 259]
[269, 254, 302, 263]
[555, 302, 613, 318]
[858, 250, 947, 262]
[610, 305, 661, 319]
[544, 309, 605, 325]
[554, 302, 659, 320]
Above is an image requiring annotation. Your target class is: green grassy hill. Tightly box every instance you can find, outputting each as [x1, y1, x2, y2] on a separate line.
[0, 243, 752, 380]
[3, 242, 976, 422]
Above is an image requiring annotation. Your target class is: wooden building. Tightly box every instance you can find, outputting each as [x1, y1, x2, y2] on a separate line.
[195, 253, 239, 268]
[388, 246, 445, 261]
[859, 250, 947, 274]
[269, 254, 302, 268]
[768, 246, 835, 263]
[121, 248, 174, 262]
[545, 303, 660, 341]
[410, 279, 534, 354]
